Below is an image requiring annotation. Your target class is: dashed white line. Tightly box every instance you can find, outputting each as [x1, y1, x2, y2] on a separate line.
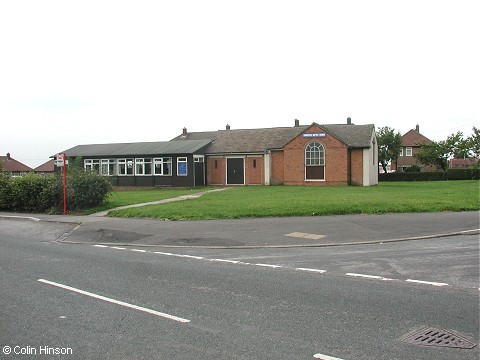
[255, 263, 282, 269]
[406, 279, 449, 287]
[210, 259, 241, 264]
[111, 246, 126, 250]
[346, 273, 394, 281]
[296, 268, 327, 274]
[154, 251, 175, 256]
[313, 353, 345, 360]
[94, 245, 108, 248]
[38, 279, 190, 323]
[130, 249, 147, 253]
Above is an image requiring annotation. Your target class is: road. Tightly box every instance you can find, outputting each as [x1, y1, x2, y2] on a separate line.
[0, 214, 479, 359]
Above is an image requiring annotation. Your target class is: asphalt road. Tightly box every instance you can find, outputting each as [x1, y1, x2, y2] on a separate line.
[0, 213, 479, 359]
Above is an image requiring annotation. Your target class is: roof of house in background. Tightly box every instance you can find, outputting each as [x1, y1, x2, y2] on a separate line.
[60, 139, 213, 157]
[402, 127, 432, 147]
[35, 159, 55, 172]
[171, 123, 375, 154]
[0, 153, 33, 173]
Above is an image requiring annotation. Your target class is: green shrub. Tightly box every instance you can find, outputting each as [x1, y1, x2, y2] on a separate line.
[379, 169, 480, 181]
[447, 168, 480, 180]
[403, 165, 421, 173]
[0, 171, 111, 213]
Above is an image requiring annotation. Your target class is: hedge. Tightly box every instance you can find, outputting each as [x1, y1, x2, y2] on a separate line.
[379, 168, 480, 182]
[0, 171, 111, 213]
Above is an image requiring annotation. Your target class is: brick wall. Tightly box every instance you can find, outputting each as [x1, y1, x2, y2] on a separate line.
[207, 157, 225, 185]
[270, 151, 284, 185]
[245, 156, 264, 185]
[350, 149, 364, 185]
[279, 125, 349, 186]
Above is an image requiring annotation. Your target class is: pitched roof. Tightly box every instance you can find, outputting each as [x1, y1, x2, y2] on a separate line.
[172, 126, 311, 153]
[171, 123, 375, 153]
[35, 159, 55, 172]
[0, 154, 33, 173]
[402, 129, 432, 147]
[60, 140, 212, 157]
[319, 124, 375, 148]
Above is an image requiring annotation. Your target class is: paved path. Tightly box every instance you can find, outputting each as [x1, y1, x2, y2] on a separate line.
[89, 188, 227, 217]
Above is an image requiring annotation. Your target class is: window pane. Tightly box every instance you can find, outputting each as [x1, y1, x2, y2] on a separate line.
[306, 165, 325, 180]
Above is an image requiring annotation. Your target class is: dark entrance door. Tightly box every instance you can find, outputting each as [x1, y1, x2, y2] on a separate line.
[194, 161, 205, 186]
[227, 158, 244, 185]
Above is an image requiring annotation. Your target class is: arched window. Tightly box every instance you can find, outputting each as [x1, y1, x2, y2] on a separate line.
[305, 142, 325, 180]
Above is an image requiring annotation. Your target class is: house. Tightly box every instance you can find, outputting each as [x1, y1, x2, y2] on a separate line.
[449, 157, 479, 169]
[35, 159, 56, 176]
[0, 153, 33, 176]
[393, 125, 436, 172]
[59, 140, 212, 187]
[172, 119, 378, 186]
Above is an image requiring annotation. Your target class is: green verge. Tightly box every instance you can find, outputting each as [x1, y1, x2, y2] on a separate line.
[106, 181, 480, 220]
[82, 187, 214, 215]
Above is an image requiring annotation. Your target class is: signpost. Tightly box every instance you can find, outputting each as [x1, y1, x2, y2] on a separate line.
[56, 153, 67, 215]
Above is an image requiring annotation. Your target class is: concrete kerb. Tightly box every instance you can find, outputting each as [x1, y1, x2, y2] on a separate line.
[57, 228, 480, 249]
[89, 188, 229, 217]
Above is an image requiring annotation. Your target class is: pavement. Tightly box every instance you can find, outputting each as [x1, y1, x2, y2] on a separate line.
[1, 210, 479, 249]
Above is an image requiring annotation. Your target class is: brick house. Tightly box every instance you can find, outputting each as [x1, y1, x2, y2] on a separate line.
[172, 119, 378, 186]
[393, 125, 436, 172]
[0, 153, 33, 176]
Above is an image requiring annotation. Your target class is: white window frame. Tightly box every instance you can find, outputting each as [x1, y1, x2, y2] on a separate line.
[153, 157, 172, 176]
[305, 142, 325, 181]
[84, 159, 100, 173]
[405, 147, 413, 157]
[101, 159, 117, 176]
[400, 147, 404, 157]
[117, 158, 134, 176]
[135, 158, 152, 176]
[177, 157, 188, 176]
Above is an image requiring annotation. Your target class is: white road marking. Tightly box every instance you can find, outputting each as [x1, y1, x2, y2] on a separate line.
[210, 259, 241, 264]
[406, 279, 449, 287]
[346, 273, 394, 281]
[0, 215, 41, 222]
[92, 246, 459, 289]
[296, 268, 327, 274]
[255, 263, 282, 268]
[38, 279, 190, 323]
[313, 353, 345, 360]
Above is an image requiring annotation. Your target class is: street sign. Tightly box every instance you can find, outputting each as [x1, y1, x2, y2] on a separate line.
[56, 153, 65, 167]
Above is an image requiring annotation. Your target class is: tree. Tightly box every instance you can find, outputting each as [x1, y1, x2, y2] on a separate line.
[468, 126, 480, 158]
[377, 126, 402, 173]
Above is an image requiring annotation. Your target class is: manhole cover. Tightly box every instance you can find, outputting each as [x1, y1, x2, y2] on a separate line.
[402, 327, 477, 349]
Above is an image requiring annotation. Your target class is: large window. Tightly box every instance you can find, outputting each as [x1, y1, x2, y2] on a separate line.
[84, 159, 100, 173]
[135, 158, 152, 176]
[305, 142, 325, 180]
[154, 157, 172, 176]
[101, 159, 117, 176]
[405, 147, 413, 157]
[117, 159, 134, 175]
[177, 157, 188, 176]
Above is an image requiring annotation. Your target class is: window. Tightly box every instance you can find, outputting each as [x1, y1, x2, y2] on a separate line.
[253, 159, 257, 168]
[215, 160, 218, 169]
[177, 157, 188, 176]
[101, 159, 116, 176]
[400, 147, 404, 157]
[117, 159, 134, 175]
[135, 158, 152, 176]
[405, 147, 413, 157]
[84, 159, 100, 173]
[194, 156, 204, 163]
[154, 158, 172, 176]
[305, 142, 325, 180]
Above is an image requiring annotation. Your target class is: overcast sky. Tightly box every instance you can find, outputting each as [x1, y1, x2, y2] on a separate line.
[1, 0, 478, 168]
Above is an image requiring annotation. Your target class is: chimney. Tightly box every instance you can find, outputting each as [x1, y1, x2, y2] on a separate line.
[226, 124, 231, 130]
[6, 152, 11, 160]
[182, 127, 187, 136]
[294, 119, 300, 127]
[347, 117, 352, 125]
[415, 124, 419, 132]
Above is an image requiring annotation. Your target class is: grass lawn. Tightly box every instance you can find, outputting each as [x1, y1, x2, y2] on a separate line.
[82, 187, 213, 214]
[106, 181, 480, 220]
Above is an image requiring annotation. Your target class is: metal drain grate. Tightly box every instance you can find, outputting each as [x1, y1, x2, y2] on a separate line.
[402, 327, 477, 349]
